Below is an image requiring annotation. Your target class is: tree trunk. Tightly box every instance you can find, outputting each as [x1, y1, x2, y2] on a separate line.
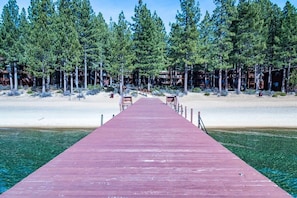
[281, 66, 286, 93]
[190, 65, 193, 89]
[60, 68, 63, 89]
[268, 65, 272, 91]
[42, 66, 46, 94]
[94, 70, 97, 86]
[64, 72, 67, 94]
[224, 68, 228, 91]
[255, 64, 260, 93]
[46, 74, 50, 91]
[75, 65, 79, 89]
[184, 63, 188, 93]
[120, 64, 124, 96]
[84, 50, 87, 89]
[70, 72, 74, 95]
[218, 68, 222, 96]
[110, 76, 113, 86]
[286, 61, 291, 93]
[148, 76, 151, 92]
[13, 62, 18, 90]
[237, 66, 242, 94]
[100, 62, 103, 87]
[33, 77, 36, 88]
[9, 64, 13, 91]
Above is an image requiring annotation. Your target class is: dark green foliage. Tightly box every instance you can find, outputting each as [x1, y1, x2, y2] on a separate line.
[27, 0, 56, 93]
[1, 0, 297, 93]
[132, 0, 167, 91]
[169, 0, 201, 93]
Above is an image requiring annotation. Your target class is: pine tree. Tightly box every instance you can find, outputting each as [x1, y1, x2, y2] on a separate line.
[132, 0, 167, 91]
[169, 0, 201, 93]
[279, 2, 297, 92]
[212, 0, 236, 95]
[27, 0, 56, 94]
[0, 0, 20, 91]
[77, 0, 95, 89]
[261, 1, 282, 92]
[113, 12, 134, 95]
[89, 12, 108, 88]
[55, 0, 81, 94]
[151, 12, 167, 89]
[199, 11, 215, 89]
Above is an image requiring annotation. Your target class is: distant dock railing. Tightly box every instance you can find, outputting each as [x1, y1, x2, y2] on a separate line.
[165, 96, 208, 133]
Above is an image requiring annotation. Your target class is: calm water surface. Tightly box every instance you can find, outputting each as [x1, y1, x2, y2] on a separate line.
[0, 128, 90, 194]
[209, 129, 297, 198]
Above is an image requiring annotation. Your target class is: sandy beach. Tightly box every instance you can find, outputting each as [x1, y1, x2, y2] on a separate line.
[0, 91, 296, 129]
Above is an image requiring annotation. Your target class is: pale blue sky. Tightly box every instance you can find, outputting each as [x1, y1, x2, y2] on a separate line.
[2, 0, 296, 32]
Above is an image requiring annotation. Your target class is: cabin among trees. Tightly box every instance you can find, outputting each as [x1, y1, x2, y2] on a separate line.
[1, 0, 297, 96]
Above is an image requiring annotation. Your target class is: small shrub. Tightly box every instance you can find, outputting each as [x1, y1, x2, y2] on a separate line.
[86, 89, 100, 95]
[39, 92, 52, 98]
[272, 91, 287, 97]
[26, 89, 34, 95]
[192, 87, 201, 93]
[272, 94, 278, 97]
[105, 86, 114, 92]
[279, 92, 286, 96]
[245, 89, 256, 95]
[221, 90, 228, 96]
[152, 90, 164, 96]
[204, 92, 210, 96]
[131, 91, 138, 97]
[63, 91, 71, 96]
[8, 90, 21, 96]
[56, 90, 63, 94]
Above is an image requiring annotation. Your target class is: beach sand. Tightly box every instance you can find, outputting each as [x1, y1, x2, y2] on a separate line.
[0, 91, 296, 129]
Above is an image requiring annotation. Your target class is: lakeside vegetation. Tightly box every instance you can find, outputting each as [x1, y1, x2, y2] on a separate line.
[1, 0, 297, 97]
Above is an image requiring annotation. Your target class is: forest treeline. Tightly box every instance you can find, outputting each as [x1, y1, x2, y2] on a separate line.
[0, 0, 297, 96]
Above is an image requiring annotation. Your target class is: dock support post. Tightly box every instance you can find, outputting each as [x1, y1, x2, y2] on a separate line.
[190, 108, 193, 123]
[101, 114, 104, 126]
[198, 111, 201, 129]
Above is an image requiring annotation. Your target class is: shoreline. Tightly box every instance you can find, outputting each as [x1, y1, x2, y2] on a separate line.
[0, 92, 296, 129]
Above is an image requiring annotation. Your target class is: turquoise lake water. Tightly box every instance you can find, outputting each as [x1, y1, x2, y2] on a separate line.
[0, 128, 296, 197]
[209, 129, 297, 197]
[0, 128, 90, 194]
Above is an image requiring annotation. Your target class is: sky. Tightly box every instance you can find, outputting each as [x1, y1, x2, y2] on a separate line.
[2, 0, 297, 32]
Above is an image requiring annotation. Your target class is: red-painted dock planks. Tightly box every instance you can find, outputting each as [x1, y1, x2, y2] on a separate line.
[1, 98, 290, 197]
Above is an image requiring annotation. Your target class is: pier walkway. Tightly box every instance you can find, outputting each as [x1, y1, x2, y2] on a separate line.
[1, 98, 290, 197]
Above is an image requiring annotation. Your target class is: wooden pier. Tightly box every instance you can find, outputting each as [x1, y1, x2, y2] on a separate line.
[1, 98, 290, 197]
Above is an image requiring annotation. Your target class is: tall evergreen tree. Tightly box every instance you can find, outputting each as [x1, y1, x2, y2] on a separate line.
[199, 11, 215, 89]
[89, 12, 108, 88]
[234, 0, 266, 93]
[261, 1, 282, 91]
[77, 0, 95, 89]
[169, 0, 200, 93]
[132, 0, 167, 91]
[0, 0, 20, 91]
[55, 0, 81, 94]
[212, 0, 236, 95]
[27, 0, 56, 94]
[279, 2, 297, 92]
[112, 12, 134, 95]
